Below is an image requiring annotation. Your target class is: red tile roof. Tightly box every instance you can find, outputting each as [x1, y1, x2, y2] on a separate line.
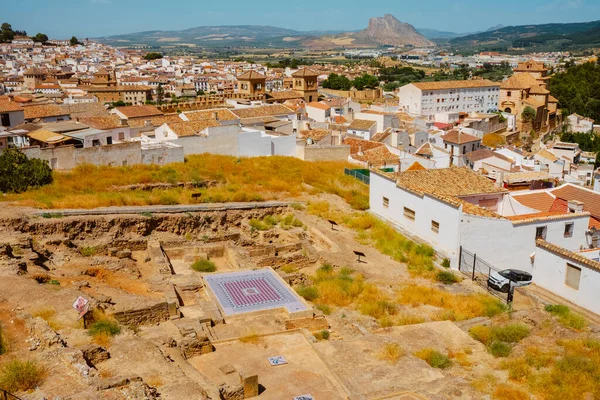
[513, 192, 556, 212]
[551, 184, 600, 219]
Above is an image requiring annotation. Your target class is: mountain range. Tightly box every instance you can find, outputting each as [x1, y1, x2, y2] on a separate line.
[97, 15, 434, 49]
[96, 17, 600, 51]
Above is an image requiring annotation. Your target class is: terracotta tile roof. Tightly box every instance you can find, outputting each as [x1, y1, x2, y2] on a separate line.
[0, 100, 22, 113]
[500, 73, 539, 90]
[529, 85, 550, 95]
[166, 120, 220, 137]
[503, 171, 551, 184]
[405, 162, 427, 171]
[231, 105, 293, 119]
[512, 191, 556, 212]
[27, 129, 71, 144]
[506, 211, 580, 224]
[115, 105, 163, 119]
[352, 146, 398, 165]
[589, 217, 600, 230]
[349, 119, 377, 131]
[266, 91, 304, 100]
[332, 115, 347, 123]
[298, 129, 330, 141]
[342, 137, 384, 154]
[371, 130, 392, 143]
[536, 239, 600, 272]
[535, 149, 558, 162]
[291, 68, 319, 78]
[441, 130, 481, 145]
[78, 115, 123, 130]
[415, 143, 433, 157]
[411, 79, 498, 91]
[184, 109, 238, 122]
[237, 70, 265, 80]
[515, 60, 547, 72]
[396, 167, 505, 198]
[307, 102, 331, 111]
[551, 184, 600, 219]
[127, 115, 183, 128]
[59, 102, 110, 118]
[23, 104, 68, 120]
[550, 198, 568, 213]
[465, 148, 495, 162]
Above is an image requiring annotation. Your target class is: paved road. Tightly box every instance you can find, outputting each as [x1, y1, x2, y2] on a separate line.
[33, 201, 293, 217]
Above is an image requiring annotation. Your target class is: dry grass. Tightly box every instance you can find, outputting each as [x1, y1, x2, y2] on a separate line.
[4, 155, 369, 210]
[398, 285, 507, 321]
[482, 133, 506, 148]
[92, 332, 113, 347]
[378, 343, 404, 363]
[0, 359, 47, 393]
[414, 348, 452, 369]
[470, 373, 498, 393]
[493, 384, 529, 400]
[307, 204, 436, 278]
[31, 307, 62, 331]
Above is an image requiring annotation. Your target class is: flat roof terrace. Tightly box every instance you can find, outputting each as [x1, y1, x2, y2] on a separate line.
[204, 269, 310, 318]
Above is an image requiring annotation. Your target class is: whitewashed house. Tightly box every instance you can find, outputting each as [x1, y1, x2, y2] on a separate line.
[347, 119, 377, 140]
[567, 113, 594, 133]
[370, 167, 591, 275]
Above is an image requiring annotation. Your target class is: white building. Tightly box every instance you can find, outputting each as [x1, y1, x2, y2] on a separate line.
[347, 119, 377, 140]
[567, 113, 594, 133]
[370, 167, 591, 275]
[398, 80, 500, 117]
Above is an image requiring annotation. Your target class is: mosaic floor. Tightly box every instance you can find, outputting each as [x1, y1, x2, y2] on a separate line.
[204, 269, 308, 316]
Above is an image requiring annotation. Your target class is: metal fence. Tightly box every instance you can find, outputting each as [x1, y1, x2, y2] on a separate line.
[344, 168, 370, 185]
[458, 246, 514, 303]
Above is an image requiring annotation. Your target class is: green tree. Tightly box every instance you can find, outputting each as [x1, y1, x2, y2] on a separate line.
[521, 106, 537, 123]
[143, 52, 163, 61]
[1, 23, 14, 42]
[322, 73, 352, 91]
[70, 36, 80, 46]
[0, 148, 53, 194]
[595, 152, 600, 169]
[352, 74, 380, 90]
[549, 62, 600, 121]
[32, 33, 48, 44]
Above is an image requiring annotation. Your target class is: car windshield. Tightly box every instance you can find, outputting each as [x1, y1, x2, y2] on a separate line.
[499, 270, 512, 279]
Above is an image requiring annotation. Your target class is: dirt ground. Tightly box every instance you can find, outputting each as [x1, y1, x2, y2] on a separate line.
[0, 200, 598, 400]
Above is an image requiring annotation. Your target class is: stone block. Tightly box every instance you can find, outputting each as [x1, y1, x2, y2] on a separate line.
[81, 344, 110, 367]
[239, 371, 259, 398]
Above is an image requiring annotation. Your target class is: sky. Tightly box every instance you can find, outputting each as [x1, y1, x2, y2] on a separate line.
[2, 0, 599, 38]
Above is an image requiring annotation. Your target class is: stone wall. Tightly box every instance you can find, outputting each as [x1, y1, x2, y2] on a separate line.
[111, 301, 171, 327]
[296, 144, 350, 161]
[320, 88, 382, 100]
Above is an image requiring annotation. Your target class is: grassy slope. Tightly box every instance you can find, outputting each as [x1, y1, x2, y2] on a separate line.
[3, 155, 369, 210]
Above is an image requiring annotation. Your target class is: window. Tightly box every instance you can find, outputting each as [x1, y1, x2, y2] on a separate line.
[106, 136, 113, 145]
[431, 220, 439, 234]
[507, 91, 511, 97]
[383, 197, 389, 208]
[118, 132, 125, 140]
[535, 226, 547, 240]
[404, 207, 415, 221]
[564, 222, 574, 237]
[565, 264, 581, 290]
[92, 139, 100, 147]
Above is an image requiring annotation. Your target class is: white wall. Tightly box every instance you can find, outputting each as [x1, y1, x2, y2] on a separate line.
[459, 214, 590, 274]
[306, 106, 329, 123]
[534, 247, 600, 315]
[370, 172, 462, 261]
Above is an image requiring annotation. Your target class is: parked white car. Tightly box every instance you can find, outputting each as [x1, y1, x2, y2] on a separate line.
[487, 269, 533, 293]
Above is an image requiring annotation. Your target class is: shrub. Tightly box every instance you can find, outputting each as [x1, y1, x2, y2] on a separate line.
[80, 246, 97, 257]
[0, 148, 53, 194]
[501, 358, 531, 381]
[88, 320, 121, 338]
[415, 348, 452, 369]
[357, 285, 397, 319]
[379, 343, 404, 363]
[436, 270, 459, 284]
[0, 360, 47, 393]
[41, 212, 63, 219]
[280, 214, 303, 229]
[315, 304, 332, 315]
[469, 325, 493, 346]
[191, 259, 216, 273]
[545, 304, 587, 330]
[314, 330, 330, 340]
[488, 341, 513, 357]
[441, 258, 451, 269]
[492, 323, 530, 343]
[0, 325, 6, 355]
[295, 285, 319, 301]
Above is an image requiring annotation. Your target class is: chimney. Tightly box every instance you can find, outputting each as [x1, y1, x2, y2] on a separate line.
[568, 200, 584, 213]
[358, 145, 363, 155]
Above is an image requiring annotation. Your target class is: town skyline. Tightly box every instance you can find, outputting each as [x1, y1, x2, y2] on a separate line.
[3, 0, 599, 38]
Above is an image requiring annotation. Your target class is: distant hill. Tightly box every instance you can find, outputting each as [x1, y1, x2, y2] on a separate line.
[449, 20, 600, 51]
[351, 15, 434, 47]
[97, 15, 434, 49]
